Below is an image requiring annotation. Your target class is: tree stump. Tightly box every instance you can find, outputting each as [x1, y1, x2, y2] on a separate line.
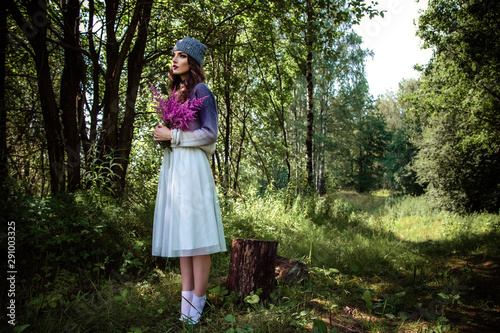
[275, 256, 309, 285]
[226, 238, 278, 301]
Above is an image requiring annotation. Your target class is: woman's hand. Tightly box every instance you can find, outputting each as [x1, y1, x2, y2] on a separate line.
[153, 124, 172, 141]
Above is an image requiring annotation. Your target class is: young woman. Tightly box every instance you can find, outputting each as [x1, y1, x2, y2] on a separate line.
[152, 36, 226, 324]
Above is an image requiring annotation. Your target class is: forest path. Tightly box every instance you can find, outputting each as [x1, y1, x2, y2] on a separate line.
[446, 255, 500, 332]
[306, 255, 500, 332]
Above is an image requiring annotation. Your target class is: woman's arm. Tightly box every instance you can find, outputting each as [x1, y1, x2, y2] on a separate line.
[170, 83, 218, 148]
[153, 124, 172, 141]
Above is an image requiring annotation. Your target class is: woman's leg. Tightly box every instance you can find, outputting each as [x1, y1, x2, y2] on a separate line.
[180, 257, 194, 290]
[179, 257, 195, 321]
[193, 254, 211, 297]
[189, 254, 211, 323]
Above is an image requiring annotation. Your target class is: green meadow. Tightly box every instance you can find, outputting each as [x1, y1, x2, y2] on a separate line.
[9, 190, 499, 333]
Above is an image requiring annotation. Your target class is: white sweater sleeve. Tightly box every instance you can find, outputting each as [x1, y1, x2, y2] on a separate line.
[170, 83, 218, 157]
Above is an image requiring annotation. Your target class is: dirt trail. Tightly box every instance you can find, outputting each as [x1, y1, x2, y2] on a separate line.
[447, 256, 500, 332]
[306, 256, 500, 333]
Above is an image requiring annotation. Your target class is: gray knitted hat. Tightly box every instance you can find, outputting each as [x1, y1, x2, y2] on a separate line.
[172, 36, 207, 66]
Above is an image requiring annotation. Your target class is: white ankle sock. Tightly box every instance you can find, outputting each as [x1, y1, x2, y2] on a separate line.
[179, 290, 194, 321]
[188, 294, 206, 324]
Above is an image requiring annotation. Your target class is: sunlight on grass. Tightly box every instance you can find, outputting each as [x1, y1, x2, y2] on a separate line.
[16, 190, 499, 332]
[379, 196, 500, 246]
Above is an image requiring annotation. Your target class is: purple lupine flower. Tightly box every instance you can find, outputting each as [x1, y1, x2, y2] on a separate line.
[150, 84, 207, 131]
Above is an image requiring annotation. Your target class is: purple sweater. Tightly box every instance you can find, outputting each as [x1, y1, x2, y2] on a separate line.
[170, 83, 218, 156]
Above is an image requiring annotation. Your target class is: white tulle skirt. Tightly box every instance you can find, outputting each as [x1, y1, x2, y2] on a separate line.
[152, 147, 226, 257]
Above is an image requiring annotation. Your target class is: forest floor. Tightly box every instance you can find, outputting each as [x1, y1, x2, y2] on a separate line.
[444, 255, 500, 332]
[9, 192, 500, 333]
[286, 255, 500, 333]
[201, 253, 500, 333]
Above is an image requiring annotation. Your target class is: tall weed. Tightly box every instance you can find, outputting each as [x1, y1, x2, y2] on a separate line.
[223, 190, 422, 276]
[381, 195, 500, 256]
[12, 187, 499, 332]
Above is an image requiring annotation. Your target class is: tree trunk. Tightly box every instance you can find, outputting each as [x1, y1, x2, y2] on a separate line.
[37, 57, 66, 194]
[7, 0, 69, 193]
[115, 0, 152, 192]
[222, 47, 233, 191]
[226, 238, 278, 302]
[233, 108, 247, 192]
[317, 93, 326, 194]
[8, 0, 66, 193]
[305, 0, 314, 188]
[99, 0, 149, 194]
[60, 0, 84, 192]
[248, 37, 291, 185]
[82, 0, 101, 160]
[245, 125, 273, 185]
[271, 37, 291, 184]
[0, 5, 7, 207]
[292, 88, 301, 193]
[100, 0, 121, 155]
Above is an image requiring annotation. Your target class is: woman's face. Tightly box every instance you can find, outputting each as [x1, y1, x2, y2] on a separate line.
[172, 51, 190, 80]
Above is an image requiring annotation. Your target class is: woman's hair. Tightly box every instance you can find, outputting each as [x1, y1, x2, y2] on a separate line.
[169, 55, 206, 103]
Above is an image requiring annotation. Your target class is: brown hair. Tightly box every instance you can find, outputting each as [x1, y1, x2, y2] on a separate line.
[169, 55, 206, 103]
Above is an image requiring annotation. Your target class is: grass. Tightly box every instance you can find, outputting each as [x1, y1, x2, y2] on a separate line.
[7, 190, 500, 332]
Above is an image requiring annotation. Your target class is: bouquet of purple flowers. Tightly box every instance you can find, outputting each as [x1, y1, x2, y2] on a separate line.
[150, 84, 207, 149]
